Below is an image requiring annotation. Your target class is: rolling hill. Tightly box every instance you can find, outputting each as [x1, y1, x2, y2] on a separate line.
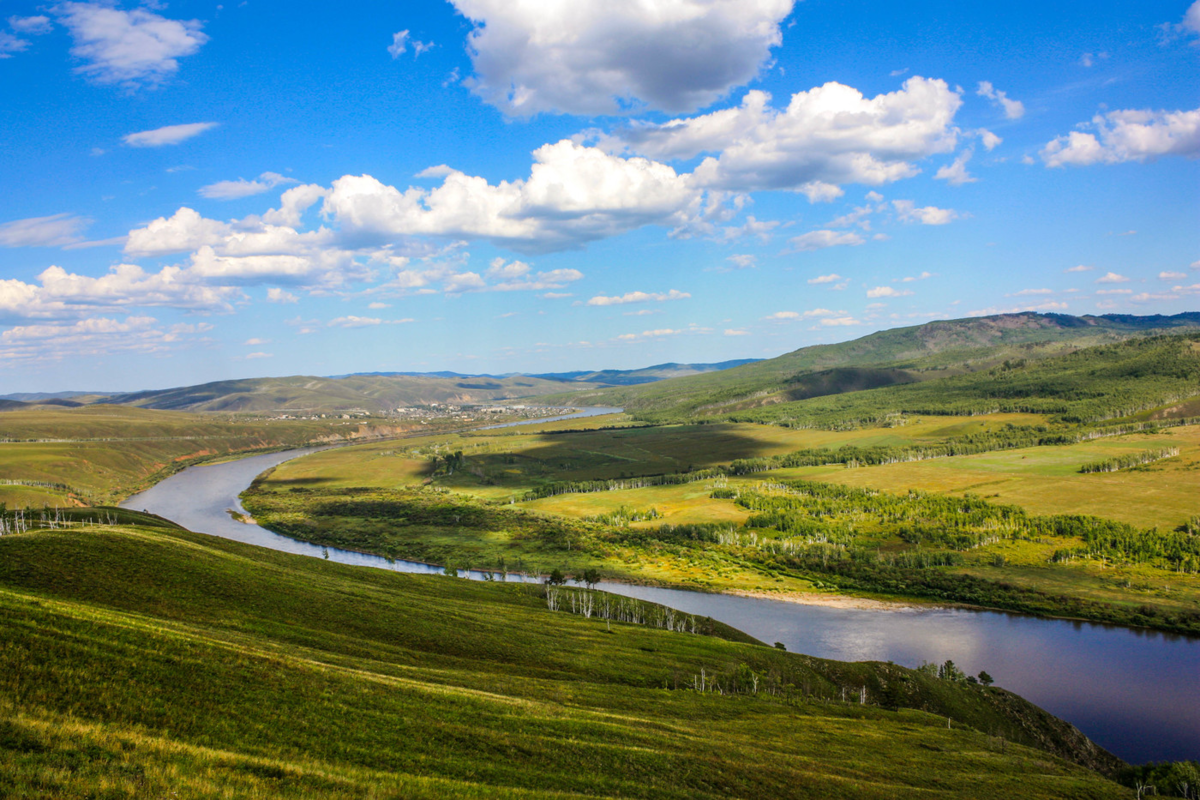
[551, 312, 1200, 419]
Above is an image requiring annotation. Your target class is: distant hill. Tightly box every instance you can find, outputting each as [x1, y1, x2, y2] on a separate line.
[550, 312, 1200, 417]
[336, 359, 762, 386]
[59, 358, 763, 415]
[101, 374, 604, 414]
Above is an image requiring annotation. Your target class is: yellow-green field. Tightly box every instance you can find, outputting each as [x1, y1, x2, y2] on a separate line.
[781, 425, 1200, 531]
[0, 405, 414, 506]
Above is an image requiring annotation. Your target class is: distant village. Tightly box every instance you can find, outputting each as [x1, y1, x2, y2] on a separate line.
[264, 404, 579, 424]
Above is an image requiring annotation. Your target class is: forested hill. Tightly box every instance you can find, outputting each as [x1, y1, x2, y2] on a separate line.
[552, 311, 1200, 418]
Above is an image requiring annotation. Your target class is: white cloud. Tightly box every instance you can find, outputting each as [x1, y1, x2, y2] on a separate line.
[820, 316, 860, 326]
[802, 308, 837, 317]
[10, 16, 52, 35]
[55, 2, 209, 88]
[266, 288, 298, 304]
[587, 289, 690, 306]
[1041, 106, 1200, 167]
[1009, 288, 1053, 296]
[485, 258, 531, 280]
[935, 150, 976, 185]
[244, 351, 273, 359]
[726, 254, 757, 269]
[329, 316, 385, 328]
[0, 316, 215, 365]
[262, 184, 329, 228]
[1096, 272, 1129, 284]
[978, 129, 1002, 151]
[619, 78, 962, 194]
[967, 301, 1069, 316]
[724, 328, 749, 336]
[892, 199, 960, 225]
[1160, 271, 1187, 280]
[0, 214, 91, 247]
[123, 122, 218, 147]
[243, 338, 269, 345]
[787, 230, 864, 252]
[1179, 1, 1200, 36]
[867, 286, 913, 299]
[124, 207, 231, 257]
[0, 263, 242, 322]
[901, 271, 933, 282]
[976, 81, 1025, 120]
[807, 273, 843, 284]
[615, 327, 684, 341]
[322, 140, 704, 253]
[199, 172, 297, 200]
[388, 30, 432, 59]
[763, 311, 799, 320]
[452, 0, 795, 116]
[1065, 264, 1093, 273]
[388, 30, 409, 58]
[1096, 289, 1132, 295]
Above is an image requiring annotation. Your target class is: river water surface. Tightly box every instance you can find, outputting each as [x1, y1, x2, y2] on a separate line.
[122, 409, 1199, 764]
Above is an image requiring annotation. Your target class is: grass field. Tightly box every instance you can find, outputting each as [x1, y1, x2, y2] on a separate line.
[0, 521, 1128, 798]
[248, 415, 1200, 634]
[0, 405, 414, 507]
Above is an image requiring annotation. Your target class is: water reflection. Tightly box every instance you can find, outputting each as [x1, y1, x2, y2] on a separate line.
[122, 420, 1200, 765]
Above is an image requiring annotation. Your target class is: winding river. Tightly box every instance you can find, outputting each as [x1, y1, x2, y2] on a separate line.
[122, 408, 1200, 764]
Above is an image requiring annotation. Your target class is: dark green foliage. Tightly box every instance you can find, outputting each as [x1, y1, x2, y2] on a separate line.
[1118, 761, 1200, 797]
[1079, 447, 1179, 473]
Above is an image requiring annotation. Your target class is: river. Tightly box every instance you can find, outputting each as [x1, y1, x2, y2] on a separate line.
[122, 409, 1200, 765]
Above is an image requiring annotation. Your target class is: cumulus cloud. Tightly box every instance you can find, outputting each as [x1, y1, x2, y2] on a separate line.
[199, 172, 297, 200]
[1177, 1, 1200, 37]
[587, 289, 690, 306]
[807, 273, 843, 284]
[615, 328, 684, 341]
[820, 316, 861, 326]
[266, 288, 298, 303]
[867, 286, 913, 298]
[935, 150, 976, 185]
[978, 129, 1002, 151]
[123, 122, 218, 147]
[55, 2, 208, 88]
[892, 199, 961, 225]
[618, 78, 961, 195]
[124, 207, 231, 256]
[1065, 264, 1093, 273]
[322, 140, 704, 253]
[0, 263, 243, 322]
[10, 16, 52, 35]
[1160, 271, 1187, 280]
[1096, 271, 1130, 284]
[787, 230, 864, 252]
[763, 311, 799, 320]
[726, 254, 757, 269]
[1041, 106, 1200, 167]
[976, 81, 1025, 120]
[0, 214, 92, 247]
[451, 0, 795, 116]
[724, 328, 749, 336]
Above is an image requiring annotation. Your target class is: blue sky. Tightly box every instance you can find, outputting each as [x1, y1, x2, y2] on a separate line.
[1, 0, 1197, 392]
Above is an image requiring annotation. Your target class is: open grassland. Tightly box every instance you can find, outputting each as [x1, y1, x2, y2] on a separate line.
[263, 414, 1049, 496]
[0, 521, 1126, 798]
[0, 405, 415, 507]
[780, 425, 1200, 531]
[248, 413, 1200, 634]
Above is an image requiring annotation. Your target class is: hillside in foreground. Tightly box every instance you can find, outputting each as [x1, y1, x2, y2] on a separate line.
[0, 517, 1126, 799]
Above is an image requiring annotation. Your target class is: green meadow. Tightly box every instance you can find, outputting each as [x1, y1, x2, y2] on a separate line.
[0, 520, 1128, 798]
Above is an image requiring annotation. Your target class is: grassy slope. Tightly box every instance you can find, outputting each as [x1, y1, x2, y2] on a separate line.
[0, 405, 409, 506]
[552, 313, 1200, 418]
[0, 521, 1125, 798]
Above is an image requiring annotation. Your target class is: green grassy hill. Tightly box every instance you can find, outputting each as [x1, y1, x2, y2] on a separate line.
[0, 519, 1126, 798]
[553, 312, 1200, 419]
